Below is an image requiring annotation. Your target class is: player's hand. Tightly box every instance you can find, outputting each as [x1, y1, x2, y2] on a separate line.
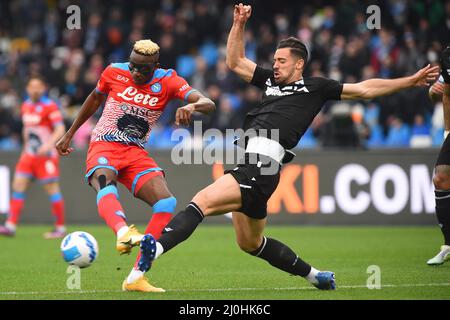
[233, 3, 252, 25]
[37, 144, 52, 156]
[175, 104, 195, 126]
[430, 81, 445, 95]
[55, 134, 74, 156]
[410, 64, 440, 87]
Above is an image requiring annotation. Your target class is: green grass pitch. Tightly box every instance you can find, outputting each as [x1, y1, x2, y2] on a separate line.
[0, 225, 448, 300]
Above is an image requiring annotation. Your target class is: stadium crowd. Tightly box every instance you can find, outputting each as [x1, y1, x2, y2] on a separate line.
[0, 0, 449, 150]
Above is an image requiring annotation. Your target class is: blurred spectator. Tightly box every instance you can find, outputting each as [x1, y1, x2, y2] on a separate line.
[385, 116, 411, 147]
[319, 102, 361, 149]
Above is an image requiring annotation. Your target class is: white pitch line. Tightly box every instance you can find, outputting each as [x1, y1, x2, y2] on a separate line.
[0, 283, 448, 295]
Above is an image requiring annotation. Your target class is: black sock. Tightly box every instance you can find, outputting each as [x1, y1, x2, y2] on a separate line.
[435, 190, 450, 245]
[158, 202, 204, 253]
[249, 237, 312, 277]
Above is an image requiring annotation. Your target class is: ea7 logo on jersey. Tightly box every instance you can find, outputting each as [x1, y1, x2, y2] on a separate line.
[116, 75, 129, 83]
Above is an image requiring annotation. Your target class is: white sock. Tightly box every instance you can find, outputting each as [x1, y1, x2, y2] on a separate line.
[126, 242, 164, 284]
[127, 268, 144, 284]
[5, 222, 16, 232]
[56, 225, 66, 233]
[154, 242, 164, 260]
[305, 266, 320, 285]
[116, 226, 129, 239]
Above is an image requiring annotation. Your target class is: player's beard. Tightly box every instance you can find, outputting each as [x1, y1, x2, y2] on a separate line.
[132, 75, 146, 85]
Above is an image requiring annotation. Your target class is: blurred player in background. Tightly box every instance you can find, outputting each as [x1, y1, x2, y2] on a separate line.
[0, 76, 66, 239]
[428, 45, 450, 266]
[56, 39, 215, 292]
[135, 4, 439, 292]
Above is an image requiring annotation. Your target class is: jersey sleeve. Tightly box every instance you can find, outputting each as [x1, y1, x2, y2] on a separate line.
[250, 66, 273, 89]
[320, 77, 343, 101]
[47, 102, 64, 127]
[168, 70, 197, 101]
[20, 102, 26, 117]
[96, 66, 113, 95]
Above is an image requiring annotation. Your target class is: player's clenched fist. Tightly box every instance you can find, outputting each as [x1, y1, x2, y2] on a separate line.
[233, 3, 252, 24]
[55, 134, 74, 156]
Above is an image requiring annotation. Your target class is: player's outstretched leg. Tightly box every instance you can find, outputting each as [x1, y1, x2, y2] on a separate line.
[233, 212, 336, 290]
[124, 197, 176, 292]
[90, 169, 144, 254]
[135, 201, 205, 269]
[130, 174, 245, 290]
[124, 175, 176, 292]
[122, 200, 205, 292]
[121, 233, 164, 292]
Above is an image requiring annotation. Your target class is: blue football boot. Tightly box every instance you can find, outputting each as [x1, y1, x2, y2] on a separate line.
[314, 271, 336, 290]
[137, 234, 157, 272]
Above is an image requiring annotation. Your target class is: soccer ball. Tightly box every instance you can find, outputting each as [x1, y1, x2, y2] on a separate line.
[60, 231, 99, 268]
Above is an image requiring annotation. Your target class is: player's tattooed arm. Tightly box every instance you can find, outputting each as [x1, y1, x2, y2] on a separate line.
[56, 89, 105, 155]
[175, 91, 215, 126]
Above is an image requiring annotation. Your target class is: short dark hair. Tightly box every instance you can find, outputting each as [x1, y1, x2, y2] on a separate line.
[277, 37, 308, 64]
[27, 74, 47, 85]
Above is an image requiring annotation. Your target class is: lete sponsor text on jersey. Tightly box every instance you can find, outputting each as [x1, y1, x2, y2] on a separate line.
[116, 86, 159, 106]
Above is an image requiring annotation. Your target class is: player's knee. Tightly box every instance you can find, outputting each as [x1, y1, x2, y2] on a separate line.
[96, 179, 119, 205]
[191, 190, 212, 215]
[153, 196, 177, 213]
[43, 182, 60, 194]
[236, 235, 262, 253]
[433, 171, 450, 190]
[12, 180, 27, 192]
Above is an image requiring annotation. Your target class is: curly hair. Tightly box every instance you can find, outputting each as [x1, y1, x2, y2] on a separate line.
[133, 39, 160, 56]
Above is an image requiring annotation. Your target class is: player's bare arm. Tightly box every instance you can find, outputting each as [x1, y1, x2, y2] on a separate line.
[225, 3, 257, 83]
[56, 89, 105, 155]
[175, 91, 215, 126]
[341, 64, 439, 100]
[38, 123, 65, 156]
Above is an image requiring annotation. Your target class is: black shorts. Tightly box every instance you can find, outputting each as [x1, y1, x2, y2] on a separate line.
[225, 153, 281, 219]
[436, 134, 450, 166]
